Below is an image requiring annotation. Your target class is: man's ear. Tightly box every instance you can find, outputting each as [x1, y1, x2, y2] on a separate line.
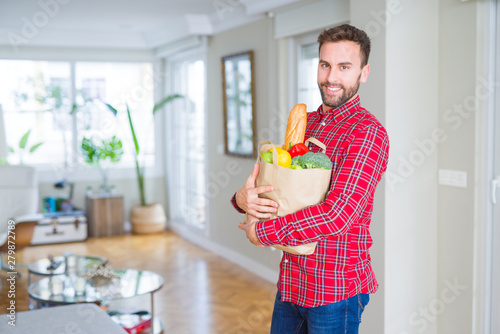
[360, 64, 370, 83]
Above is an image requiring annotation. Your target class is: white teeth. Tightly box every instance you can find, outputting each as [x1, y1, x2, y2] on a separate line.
[327, 87, 341, 92]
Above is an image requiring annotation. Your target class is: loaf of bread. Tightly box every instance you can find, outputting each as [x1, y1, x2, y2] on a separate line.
[283, 104, 307, 150]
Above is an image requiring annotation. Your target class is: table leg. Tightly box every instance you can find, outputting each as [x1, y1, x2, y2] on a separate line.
[150, 293, 155, 323]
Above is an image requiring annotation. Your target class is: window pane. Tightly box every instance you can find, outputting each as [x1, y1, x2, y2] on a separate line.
[224, 56, 254, 155]
[75, 62, 154, 168]
[0, 60, 155, 172]
[169, 59, 206, 229]
[0, 60, 71, 165]
[298, 42, 322, 112]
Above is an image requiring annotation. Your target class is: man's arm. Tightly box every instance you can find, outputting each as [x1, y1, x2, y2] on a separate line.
[255, 125, 389, 247]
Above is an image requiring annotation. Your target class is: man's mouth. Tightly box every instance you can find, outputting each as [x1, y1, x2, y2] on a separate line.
[325, 86, 342, 94]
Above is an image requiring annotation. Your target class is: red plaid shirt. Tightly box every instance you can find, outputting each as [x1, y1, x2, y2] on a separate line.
[231, 96, 389, 307]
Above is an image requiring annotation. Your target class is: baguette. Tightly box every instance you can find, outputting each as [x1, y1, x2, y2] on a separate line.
[283, 104, 307, 150]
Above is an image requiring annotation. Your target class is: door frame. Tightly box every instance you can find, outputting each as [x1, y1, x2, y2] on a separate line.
[474, 1, 498, 333]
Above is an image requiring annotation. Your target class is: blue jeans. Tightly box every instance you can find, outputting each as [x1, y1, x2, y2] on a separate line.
[270, 291, 370, 334]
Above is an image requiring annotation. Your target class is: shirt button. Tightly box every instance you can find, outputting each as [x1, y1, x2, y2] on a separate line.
[321, 122, 326, 126]
[284, 259, 289, 263]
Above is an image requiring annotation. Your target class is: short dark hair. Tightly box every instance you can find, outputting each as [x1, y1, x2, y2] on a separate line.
[317, 24, 371, 67]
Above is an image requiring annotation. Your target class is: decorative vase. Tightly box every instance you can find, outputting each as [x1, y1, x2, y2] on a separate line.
[99, 166, 112, 195]
[130, 203, 166, 234]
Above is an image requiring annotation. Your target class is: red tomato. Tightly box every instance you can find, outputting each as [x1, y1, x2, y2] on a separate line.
[288, 143, 310, 158]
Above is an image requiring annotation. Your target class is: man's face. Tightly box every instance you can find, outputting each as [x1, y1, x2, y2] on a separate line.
[317, 41, 370, 111]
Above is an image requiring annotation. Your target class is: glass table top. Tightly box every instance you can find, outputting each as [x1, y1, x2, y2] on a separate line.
[28, 269, 164, 305]
[27, 255, 106, 276]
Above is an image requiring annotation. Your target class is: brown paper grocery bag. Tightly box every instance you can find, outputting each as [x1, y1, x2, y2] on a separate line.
[245, 138, 332, 255]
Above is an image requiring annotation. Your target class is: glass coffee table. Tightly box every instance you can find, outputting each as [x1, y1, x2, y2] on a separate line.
[27, 255, 106, 285]
[28, 269, 164, 333]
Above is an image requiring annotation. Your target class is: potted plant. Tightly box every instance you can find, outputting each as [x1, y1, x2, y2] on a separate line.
[81, 135, 124, 194]
[105, 94, 181, 234]
[9, 129, 44, 164]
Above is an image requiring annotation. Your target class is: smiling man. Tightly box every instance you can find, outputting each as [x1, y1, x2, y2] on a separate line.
[233, 24, 389, 333]
[317, 37, 369, 110]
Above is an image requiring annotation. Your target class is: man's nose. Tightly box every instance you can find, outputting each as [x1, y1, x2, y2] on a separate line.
[326, 68, 340, 83]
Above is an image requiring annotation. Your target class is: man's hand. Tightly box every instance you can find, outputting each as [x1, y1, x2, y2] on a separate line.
[238, 215, 264, 247]
[235, 163, 278, 219]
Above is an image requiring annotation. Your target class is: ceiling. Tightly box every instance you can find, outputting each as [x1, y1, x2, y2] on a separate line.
[0, 0, 305, 50]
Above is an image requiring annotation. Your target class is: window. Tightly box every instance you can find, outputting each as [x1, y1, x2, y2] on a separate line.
[166, 56, 206, 230]
[0, 60, 71, 166]
[0, 59, 155, 173]
[298, 42, 322, 111]
[75, 62, 155, 169]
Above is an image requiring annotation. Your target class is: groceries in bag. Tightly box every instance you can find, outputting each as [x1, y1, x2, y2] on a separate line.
[249, 104, 333, 255]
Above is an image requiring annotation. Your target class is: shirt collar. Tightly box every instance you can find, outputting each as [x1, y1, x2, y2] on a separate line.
[318, 95, 361, 122]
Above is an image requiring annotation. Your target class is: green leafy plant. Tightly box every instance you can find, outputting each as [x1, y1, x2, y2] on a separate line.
[9, 129, 44, 164]
[105, 94, 182, 206]
[81, 136, 124, 192]
[81, 136, 123, 165]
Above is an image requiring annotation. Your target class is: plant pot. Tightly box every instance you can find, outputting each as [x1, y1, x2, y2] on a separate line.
[130, 203, 166, 234]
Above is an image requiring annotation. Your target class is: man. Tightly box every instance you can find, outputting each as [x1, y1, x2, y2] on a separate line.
[232, 24, 389, 333]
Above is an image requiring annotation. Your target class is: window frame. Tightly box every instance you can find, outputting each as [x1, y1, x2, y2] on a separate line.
[0, 52, 162, 184]
[290, 30, 323, 113]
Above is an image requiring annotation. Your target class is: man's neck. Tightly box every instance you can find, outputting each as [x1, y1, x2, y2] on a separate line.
[322, 94, 359, 112]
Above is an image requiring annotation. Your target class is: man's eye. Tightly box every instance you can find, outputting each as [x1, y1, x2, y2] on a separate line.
[321, 63, 330, 68]
[340, 66, 349, 70]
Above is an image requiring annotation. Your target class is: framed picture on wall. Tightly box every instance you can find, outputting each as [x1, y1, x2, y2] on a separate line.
[221, 50, 256, 158]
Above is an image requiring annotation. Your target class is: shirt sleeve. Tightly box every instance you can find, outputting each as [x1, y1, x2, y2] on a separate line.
[255, 124, 389, 247]
[230, 192, 247, 214]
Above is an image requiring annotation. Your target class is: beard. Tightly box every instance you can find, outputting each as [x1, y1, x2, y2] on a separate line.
[318, 75, 361, 110]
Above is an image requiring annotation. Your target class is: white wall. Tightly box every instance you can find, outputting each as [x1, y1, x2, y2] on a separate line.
[437, 1, 479, 333]
[383, 0, 440, 333]
[374, 0, 481, 333]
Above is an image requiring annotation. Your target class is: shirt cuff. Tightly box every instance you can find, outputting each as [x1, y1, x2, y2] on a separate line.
[255, 218, 282, 246]
[230, 192, 246, 214]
